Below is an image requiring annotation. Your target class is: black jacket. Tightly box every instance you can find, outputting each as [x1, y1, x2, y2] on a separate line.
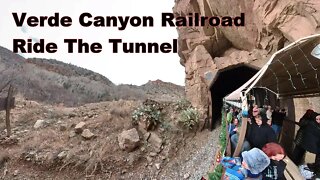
[262, 160, 286, 180]
[246, 123, 277, 149]
[299, 120, 320, 154]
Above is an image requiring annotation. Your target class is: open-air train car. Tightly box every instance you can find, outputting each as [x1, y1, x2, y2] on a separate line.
[223, 34, 320, 180]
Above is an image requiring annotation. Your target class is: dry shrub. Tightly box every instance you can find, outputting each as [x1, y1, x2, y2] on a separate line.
[110, 106, 131, 118]
[58, 139, 114, 176]
[112, 85, 146, 100]
[23, 129, 65, 152]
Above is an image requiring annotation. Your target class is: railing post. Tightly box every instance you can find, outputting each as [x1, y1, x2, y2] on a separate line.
[5, 85, 13, 137]
[233, 117, 248, 157]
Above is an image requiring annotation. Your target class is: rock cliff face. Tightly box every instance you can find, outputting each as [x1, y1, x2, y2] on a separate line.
[174, 0, 320, 128]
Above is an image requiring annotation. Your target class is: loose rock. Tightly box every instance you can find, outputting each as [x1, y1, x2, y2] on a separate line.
[118, 128, 140, 152]
[74, 122, 86, 133]
[81, 129, 94, 139]
[155, 163, 161, 170]
[184, 173, 190, 179]
[149, 152, 157, 157]
[34, 120, 45, 129]
[69, 131, 76, 138]
[57, 151, 68, 160]
[147, 156, 153, 163]
[13, 170, 18, 176]
[59, 124, 68, 131]
[148, 133, 162, 151]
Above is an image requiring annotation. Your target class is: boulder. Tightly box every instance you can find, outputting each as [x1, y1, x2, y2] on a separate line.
[74, 122, 86, 133]
[118, 128, 140, 152]
[147, 133, 162, 151]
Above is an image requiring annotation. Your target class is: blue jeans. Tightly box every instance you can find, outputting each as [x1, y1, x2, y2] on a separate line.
[271, 124, 282, 138]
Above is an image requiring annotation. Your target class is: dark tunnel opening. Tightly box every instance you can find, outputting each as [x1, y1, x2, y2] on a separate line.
[210, 65, 258, 129]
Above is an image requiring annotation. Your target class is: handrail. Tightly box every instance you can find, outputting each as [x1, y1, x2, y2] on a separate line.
[232, 117, 248, 157]
[283, 156, 304, 179]
[283, 118, 299, 125]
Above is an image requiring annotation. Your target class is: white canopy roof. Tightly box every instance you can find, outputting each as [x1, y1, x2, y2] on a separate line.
[225, 34, 320, 101]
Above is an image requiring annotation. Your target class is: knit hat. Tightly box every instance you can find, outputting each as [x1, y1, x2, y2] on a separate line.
[241, 148, 270, 174]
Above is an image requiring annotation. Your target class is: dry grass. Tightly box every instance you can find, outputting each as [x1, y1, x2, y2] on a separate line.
[0, 98, 212, 179]
[110, 105, 131, 118]
[12, 100, 138, 175]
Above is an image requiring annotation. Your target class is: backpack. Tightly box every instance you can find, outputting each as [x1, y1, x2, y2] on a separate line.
[221, 157, 245, 180]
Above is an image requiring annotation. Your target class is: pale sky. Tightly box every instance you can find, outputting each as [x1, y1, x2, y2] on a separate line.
[0, 0, 185, 86]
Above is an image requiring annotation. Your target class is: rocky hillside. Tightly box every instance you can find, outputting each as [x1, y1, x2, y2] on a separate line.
[0, 97, 219, 179]
[0, 46, 185, 106]
[0, 46, 115, 106]
[112, 80, 185, 102]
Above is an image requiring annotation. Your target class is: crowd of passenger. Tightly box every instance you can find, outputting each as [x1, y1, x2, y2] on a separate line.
[221, 104, 320, 179]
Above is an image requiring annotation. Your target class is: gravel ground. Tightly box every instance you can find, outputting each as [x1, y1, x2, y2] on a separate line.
[186, 127, 221, 180]
[158, 126, 221, 180]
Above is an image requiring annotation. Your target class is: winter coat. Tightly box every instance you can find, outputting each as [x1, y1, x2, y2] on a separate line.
[262, 160, 286, 180]
[246, 123, 277, 149]
[299, 120, 320, 154]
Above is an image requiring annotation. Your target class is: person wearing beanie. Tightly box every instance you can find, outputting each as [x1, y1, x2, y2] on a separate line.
[221, 148, 270, 180]
[241, 148, 270, 177]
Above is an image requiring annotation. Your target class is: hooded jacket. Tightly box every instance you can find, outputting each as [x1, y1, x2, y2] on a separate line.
[246, 120, 277, 149]
[299, 120, 320, 154]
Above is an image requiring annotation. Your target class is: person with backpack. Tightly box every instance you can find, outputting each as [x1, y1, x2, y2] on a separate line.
[221, 148, 270, 179]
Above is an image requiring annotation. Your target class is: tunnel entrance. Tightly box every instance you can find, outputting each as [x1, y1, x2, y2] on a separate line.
[210, 65, 258, 129]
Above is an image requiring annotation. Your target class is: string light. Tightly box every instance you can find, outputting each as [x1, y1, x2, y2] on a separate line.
[289, 54, 307, 88]
[225, 35, 320, 102]
[298, 45, 320, 88]
[277, 59, 296, 89]
[269, 68, 280, 94]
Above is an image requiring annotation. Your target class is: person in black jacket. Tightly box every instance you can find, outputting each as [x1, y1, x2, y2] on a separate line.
[292, 110, 319, 165]
[312, 115, 320, 176]
[246, 114, 277, 149]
